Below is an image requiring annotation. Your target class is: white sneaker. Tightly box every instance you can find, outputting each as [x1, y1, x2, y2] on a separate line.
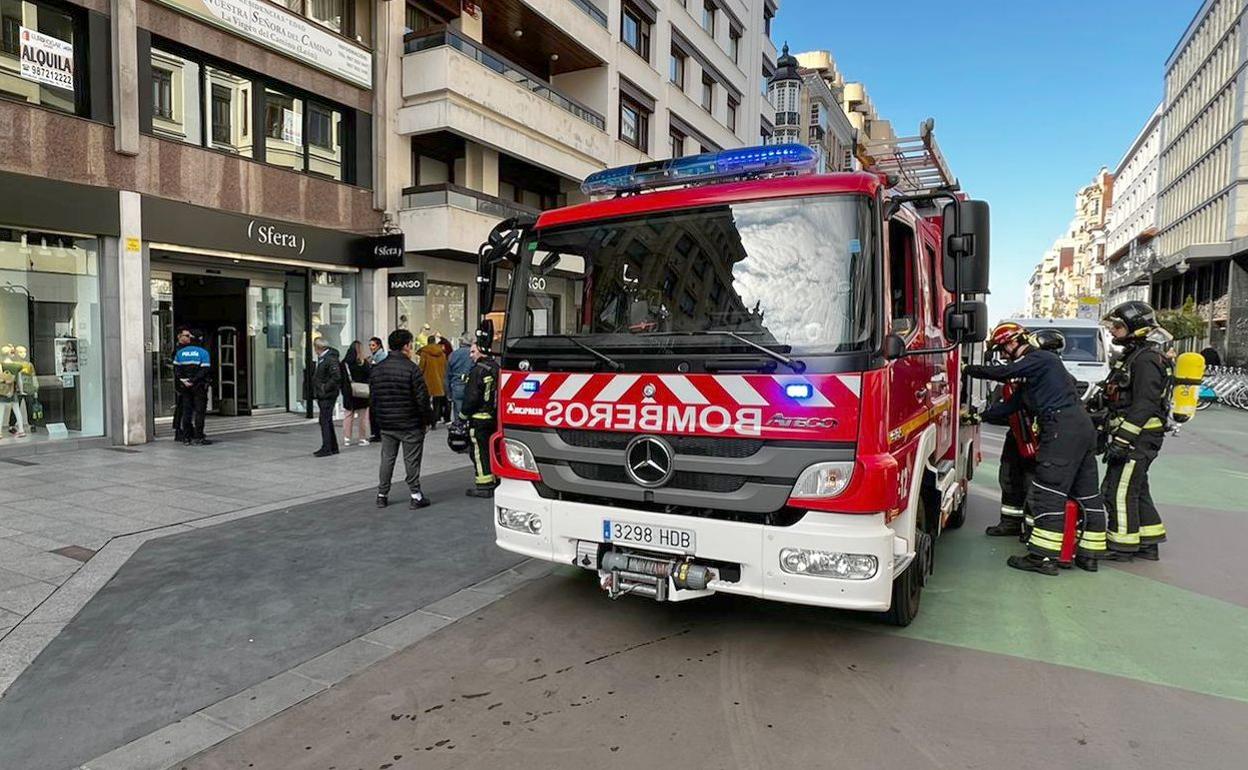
[358, 438, 370, 446]
[343, 437, 352, 446]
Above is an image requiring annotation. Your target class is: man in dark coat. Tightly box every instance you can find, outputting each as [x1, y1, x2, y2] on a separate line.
[311, 338, 342, 457]
[370, 329, 435, 509]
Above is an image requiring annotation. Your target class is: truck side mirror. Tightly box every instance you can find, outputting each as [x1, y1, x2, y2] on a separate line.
[883, 333, 907, 360]
[944, 300, 988, 343]
[942, 200, 990, 294]
[478, 318, 495, 346]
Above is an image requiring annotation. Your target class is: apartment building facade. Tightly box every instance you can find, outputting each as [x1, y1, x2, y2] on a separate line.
[1104, 105, 1162, 308]
[1154, 0, 1248, 361]
[1026, 169, 1112, 319]
[379, 0, 781, 341]
[765, 46, 854, 172]
[1, 0, 397, 456]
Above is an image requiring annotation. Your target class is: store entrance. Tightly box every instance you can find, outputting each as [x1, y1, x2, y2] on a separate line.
[151, 260, 306, 420]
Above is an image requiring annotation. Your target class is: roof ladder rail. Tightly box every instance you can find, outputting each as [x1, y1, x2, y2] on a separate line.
[860, 118, 959, 195]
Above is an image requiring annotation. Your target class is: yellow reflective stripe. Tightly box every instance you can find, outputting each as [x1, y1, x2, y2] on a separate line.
[1143, 417, 1165, 429]
[1078, 539, 1107, 551]
[1029, 529, 1065, 547]
[1119, 421, 1143, 434]
[1107, 530, 1141, 544]
[1001, 506, 1024, 518]
[1115, 460, 1136, 539]
[1080, 531, 1107, 541]
[468, 426, 494, 484]
[1140, 523, 1167, 538]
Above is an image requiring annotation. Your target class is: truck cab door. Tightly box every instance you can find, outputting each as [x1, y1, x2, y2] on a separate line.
[921, 234, 955, 458]
[885, 217, 932, 465]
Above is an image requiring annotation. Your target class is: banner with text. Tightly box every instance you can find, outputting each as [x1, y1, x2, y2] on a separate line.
[20, 27, 74, 91]
[151, 0, 372, 88]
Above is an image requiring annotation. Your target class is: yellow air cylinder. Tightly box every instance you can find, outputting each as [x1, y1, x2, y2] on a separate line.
[1172, 352, 1206, 423]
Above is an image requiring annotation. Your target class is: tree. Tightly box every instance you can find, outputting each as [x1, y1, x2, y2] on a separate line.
[1158, 296, 1206, 341]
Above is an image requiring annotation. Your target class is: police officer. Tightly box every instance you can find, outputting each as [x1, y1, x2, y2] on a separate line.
[1099, 301, 1172, 561]
[964, 325, 1106, 574]
[461, 330, 500, 498]
[173, 329, 213, 446]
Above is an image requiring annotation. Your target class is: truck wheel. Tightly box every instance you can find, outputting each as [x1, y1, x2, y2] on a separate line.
[881, 506, 931, 627]
[944, 496, 967, 530]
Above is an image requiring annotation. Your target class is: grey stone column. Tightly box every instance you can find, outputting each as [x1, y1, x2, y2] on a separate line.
[111, 0, 139, 155]
[117, 191, 147, 443]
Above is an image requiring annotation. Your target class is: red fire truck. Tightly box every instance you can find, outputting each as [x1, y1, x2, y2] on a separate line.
[475, 128, 989, 625]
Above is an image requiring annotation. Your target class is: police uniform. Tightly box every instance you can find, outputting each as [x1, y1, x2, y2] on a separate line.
[461, 352, 500, 495]
[173, 341, 212, 444]
[1100, 337, 1172, 556]
[966, 348, 1108, 570]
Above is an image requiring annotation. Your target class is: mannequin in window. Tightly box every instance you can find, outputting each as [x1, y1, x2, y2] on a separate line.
[1, 343, 34, 439]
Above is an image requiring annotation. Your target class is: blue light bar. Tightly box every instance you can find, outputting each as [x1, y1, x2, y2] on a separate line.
[581, 144, 818, 196]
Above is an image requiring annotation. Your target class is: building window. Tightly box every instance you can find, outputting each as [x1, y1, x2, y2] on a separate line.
[728, 26, 740, 64]
[764, 4, 774, 37]
[404, 1, 441, 35]
[619, 95, 650, 152]
[670, 127, 685, 158]
[760, 123, 772, 144]
[726, 95, 738, 131]
[621, 2, 650, 61]
[204, 65, 252, 157]
[701, 73, 714, 111]
[669, 46, 686, 89]
[701, 0, 716, 35]
[761, 65, 773, 98]
[152, 67, 173, 120]
[306, 0, 346, 34]
[0, 0, 84, 116]
[210, 84, 232, 145]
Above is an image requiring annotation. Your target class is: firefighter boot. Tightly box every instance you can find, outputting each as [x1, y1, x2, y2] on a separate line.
[465, 485, 494, 498]
[1007, 553, 1059, 576]
[985, 517, 1024, 537]
[1136, 544, 1160, 561]
[1075, 555, 1099, 572]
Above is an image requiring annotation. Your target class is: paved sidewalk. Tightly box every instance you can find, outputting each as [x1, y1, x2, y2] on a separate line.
[0, 424, 466, 640]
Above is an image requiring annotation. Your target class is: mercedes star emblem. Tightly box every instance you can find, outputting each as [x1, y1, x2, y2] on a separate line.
[624, 435, 675, 488]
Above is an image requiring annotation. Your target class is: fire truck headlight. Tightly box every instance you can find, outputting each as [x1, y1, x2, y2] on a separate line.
[503, 438, 538, 473]
[498, 506, 543, 534]
[790, 461, 854, 499]
[779, 548, 878, 580]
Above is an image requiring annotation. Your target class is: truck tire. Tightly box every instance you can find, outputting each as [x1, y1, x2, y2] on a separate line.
[880, 502, 931, 627]
[944, 495, 967, 530]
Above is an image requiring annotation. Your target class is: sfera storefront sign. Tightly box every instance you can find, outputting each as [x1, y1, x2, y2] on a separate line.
[247, 220, 305, 254]
[152, 0, 372, 88]
[388, 272, 426, 297]
[19, 27, 74, 91]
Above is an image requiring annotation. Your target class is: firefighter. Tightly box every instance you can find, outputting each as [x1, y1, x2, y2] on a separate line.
[1098, 301, 1173, 561]
[461, 330, 500, 498]
[964, 325, 1106, 574]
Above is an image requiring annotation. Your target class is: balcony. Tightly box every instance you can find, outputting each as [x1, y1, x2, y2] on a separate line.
[401, 30, 609, 181]
[568, 0, 607, 27]
[398, 183, 540, 257]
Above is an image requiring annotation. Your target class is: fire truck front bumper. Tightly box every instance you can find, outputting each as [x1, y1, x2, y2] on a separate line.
[492, 479, 903, 611]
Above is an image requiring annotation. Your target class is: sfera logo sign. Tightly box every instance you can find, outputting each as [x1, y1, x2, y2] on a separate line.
[539, 402, 764, 436]
[247, 220, 306, 255]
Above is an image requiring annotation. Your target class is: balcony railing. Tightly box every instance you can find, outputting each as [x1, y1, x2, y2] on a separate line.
[400, 183, 542, 220]
[404, 29, 606, 131]
[569, 0, 608, 27]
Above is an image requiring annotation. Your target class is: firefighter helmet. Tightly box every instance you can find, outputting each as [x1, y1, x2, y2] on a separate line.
[987, 322, 1027, 352]
[1103, 301, 1158, 339]
[446, 420, 471, 454]
[1028, 328, 1065, 353]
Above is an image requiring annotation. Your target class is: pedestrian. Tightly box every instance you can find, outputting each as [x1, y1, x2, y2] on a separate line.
[173, 328, 213, 446]
[462, 331, 500, 498]
[416, 323, 432, 347]
[418, 332, 448, 428]
[370, 329, 434, 509]
[311, 337, 342, 457]
[368, 337, 387, 442]
[446, 333, 473, 424]
[1099, 302, 1173, 562]
[172, 325, 191, 442]
[964, 324, 1106, 574]
[340, 340, 372, 446]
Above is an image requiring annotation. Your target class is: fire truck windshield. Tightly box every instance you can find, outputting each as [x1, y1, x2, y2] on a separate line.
[506, 194, 876, 357]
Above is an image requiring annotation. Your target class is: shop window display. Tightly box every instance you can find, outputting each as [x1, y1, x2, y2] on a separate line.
[0, 227, 104, 445]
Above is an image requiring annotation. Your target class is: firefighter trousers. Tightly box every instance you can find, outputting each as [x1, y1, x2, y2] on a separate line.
[1025, 409, 1108, 560]
[468, 417, 496, 488]
[1103, 431, 1165, 552]
[998, 432, 1034, 525]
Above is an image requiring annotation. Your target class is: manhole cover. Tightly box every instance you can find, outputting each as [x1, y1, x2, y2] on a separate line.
[51, 545, 97, 563]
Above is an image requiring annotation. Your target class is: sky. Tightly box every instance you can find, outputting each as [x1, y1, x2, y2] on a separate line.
[772, 0, 1202, 323]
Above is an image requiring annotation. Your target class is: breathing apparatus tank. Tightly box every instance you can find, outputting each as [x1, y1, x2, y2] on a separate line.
[1171, 351, 1206, 424]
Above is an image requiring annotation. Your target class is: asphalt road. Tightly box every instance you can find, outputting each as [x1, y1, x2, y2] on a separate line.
[179, 408, 1248, 770]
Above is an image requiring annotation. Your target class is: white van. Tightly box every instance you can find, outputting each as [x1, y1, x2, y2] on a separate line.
[1009, 318, 1111, 400]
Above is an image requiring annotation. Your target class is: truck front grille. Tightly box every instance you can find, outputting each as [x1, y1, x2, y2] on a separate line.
[568, 462, 751, 493]
[558, 429, 766, 458]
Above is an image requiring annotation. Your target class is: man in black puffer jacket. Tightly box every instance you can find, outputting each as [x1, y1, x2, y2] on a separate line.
[370, 329, 435, 509]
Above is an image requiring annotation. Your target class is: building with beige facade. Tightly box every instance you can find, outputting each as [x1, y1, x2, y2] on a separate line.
[376, 0, 781, 340]
[1027, 169, 1113, 319]
[765, 45, 854, 172]
[1104, 105, 1162, 308]
[1151, 0, 1248, 362]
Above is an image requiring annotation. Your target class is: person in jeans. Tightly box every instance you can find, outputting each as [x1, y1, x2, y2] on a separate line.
[446, 334, 473, 426]
[370, 329, 434, 509]
[367, 336, 387, 442]
[311, 338, 342, 457]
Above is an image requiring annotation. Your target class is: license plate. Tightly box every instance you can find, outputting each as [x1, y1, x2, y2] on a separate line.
[602, 520, 695, 553]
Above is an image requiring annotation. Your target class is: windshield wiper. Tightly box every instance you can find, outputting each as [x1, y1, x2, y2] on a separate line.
[640, 331, 806, 373]
[543, 335, 623, 371]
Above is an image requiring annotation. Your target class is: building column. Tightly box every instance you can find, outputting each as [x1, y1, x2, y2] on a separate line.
[1227, 257, 1248, 366]
[118, 192, 147, 443]
[111, 0, 139, 155]
[463, 143, 499, 196]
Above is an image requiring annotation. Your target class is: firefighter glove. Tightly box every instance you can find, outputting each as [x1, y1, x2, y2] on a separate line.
[1105, 435, 1133, 463]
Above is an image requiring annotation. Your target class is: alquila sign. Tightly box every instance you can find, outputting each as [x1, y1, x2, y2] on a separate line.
[151, 0, 372, 88]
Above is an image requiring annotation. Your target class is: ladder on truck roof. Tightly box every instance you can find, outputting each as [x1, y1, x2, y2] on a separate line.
[859, 118, 959, 195]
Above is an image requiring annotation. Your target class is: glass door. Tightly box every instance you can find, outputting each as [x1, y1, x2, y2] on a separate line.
[248, 284, 286, 410]
[150, 273, 176, 418]
[286, 271, 309, 415]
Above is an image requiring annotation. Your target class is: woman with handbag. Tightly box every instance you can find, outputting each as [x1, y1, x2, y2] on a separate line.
[340, 340, 372, 446]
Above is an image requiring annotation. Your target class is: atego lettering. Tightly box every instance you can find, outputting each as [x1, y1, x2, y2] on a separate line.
[542, 402, 763, 436]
